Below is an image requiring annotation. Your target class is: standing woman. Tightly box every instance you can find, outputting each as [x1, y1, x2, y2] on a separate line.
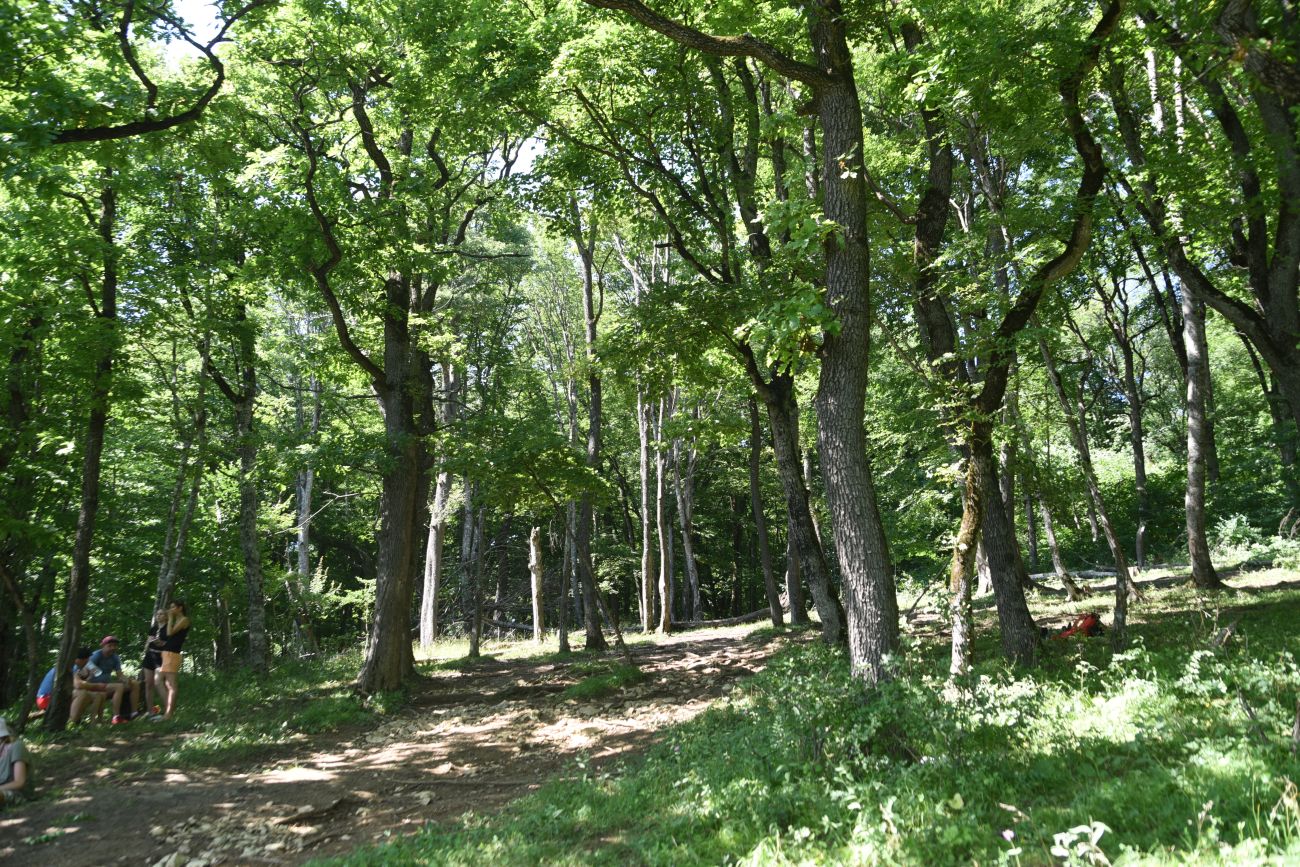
[152, 600, 191, 722]
[142, 609, 167, 716]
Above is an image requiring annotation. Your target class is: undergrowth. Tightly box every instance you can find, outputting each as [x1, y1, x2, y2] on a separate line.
[325, 581, 1300, 866]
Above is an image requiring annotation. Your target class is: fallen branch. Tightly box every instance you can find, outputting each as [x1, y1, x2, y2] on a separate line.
[1237, 689, 1270, 745]
[674, 609, 770, 629]
[1210, 617, 1240, 649]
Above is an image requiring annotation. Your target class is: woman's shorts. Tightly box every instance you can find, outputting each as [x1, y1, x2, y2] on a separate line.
[142, 652, 162, 672]
[160, 652, 182, 674]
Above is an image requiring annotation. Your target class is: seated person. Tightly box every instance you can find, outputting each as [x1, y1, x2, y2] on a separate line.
[82, 637, 139, 725]
[67, 647, 107, 724]
[35, 663, 57, 711]
[0, 717, 30, 806]
[36, 648, 97, 722]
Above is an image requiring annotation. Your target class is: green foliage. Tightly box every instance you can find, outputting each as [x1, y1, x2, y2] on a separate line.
[325, 582, 1300, 865]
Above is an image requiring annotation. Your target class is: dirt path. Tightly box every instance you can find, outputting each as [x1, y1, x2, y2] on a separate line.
[1, 628, 787, 866]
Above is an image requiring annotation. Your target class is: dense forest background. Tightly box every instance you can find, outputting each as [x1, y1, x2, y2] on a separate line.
[2, 0, 1299, 727]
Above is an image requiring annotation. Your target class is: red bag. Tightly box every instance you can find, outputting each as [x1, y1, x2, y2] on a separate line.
[1053, 611, 1104, 640]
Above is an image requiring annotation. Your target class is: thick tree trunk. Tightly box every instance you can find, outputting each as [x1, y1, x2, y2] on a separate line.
[48, 184, 117, 732]
[808, 14, 900, 683]
[748, 398, 782, 627]
[1181, 286, 1223, 589]
[971, 426, 1039, 667]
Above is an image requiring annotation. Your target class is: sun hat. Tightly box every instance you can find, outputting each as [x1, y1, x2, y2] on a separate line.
[101, 635, 119, 646]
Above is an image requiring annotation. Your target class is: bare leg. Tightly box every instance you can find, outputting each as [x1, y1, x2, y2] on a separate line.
[108, 683, 125, 717]
[143, 669, 156, 710]
[162, 672, 179, 719]
[70, 690, 90, 725]
[155, 674, 170, 717]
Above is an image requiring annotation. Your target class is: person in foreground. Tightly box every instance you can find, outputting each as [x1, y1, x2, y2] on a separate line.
[153, 600, 191, 722]
[0, 718, 30, 806]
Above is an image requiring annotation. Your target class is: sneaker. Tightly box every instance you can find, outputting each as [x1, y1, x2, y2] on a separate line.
[111, 715, 128, 725]
[148, 714, 164, 722]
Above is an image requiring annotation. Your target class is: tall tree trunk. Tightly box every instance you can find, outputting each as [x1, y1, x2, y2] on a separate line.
[558, 514, 571, 653]
[749, 398, 782, 626]
[971, 426, 1039, 666]
[155, 367, 208, 609]
[806, 8, 900, 685]
[638, 389, 655, 632]
[949, 445, 982, 675]
[655, 398, 673, 634]
[421, 363, 459, 648]
[571, 207, 608, 651]
[1023, 472, 1039, 570]
[213, 588, 234, 669]
[48, 182, 117, 732]
[529, 527, 544, 643]
[759, 375, 843, 641]
[235, 392, 268, 672]
[1181, 286, 1224, 589]
[672, 426, 702, 622]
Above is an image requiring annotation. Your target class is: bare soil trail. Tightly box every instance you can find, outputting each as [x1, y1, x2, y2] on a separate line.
[0, 627, 789, 866]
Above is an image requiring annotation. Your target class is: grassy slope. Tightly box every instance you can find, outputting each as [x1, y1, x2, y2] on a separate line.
[324, 571, 1300, 866]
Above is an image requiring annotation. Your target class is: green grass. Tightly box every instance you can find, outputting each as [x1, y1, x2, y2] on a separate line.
[23, 651, 382, 776]
[560, 663, 647, 700]
[322, 571, 1300, 866]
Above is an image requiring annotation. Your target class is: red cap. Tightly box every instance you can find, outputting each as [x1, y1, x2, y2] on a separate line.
[101, 635, 119, 646]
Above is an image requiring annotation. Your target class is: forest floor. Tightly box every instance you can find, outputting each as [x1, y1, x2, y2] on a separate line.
[0, 624, 793, 866]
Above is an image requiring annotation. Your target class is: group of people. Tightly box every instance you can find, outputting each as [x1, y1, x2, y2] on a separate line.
[34, 600, 192, 726]
[0, 601, 194, 808]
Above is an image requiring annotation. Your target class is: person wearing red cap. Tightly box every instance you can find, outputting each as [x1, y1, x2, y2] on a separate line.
[85, 636, 139, 724]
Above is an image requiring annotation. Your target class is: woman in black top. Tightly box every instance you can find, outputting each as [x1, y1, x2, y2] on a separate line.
[142, 609, 166, 716]
[153, 600, 191, 722]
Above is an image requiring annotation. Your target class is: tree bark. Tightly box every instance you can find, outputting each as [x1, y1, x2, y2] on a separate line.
[1181, 285, 1224, 589]
[529, 527, 545, 643]
[48, 183, 117, 732]
[572, 210, 608, 651]
[421, 363, 459, 648]
[749, 398, 782, 627]
[637, 389, 655, 632]
[654, 397, 673, 633]
[672, 418, 702, 623]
